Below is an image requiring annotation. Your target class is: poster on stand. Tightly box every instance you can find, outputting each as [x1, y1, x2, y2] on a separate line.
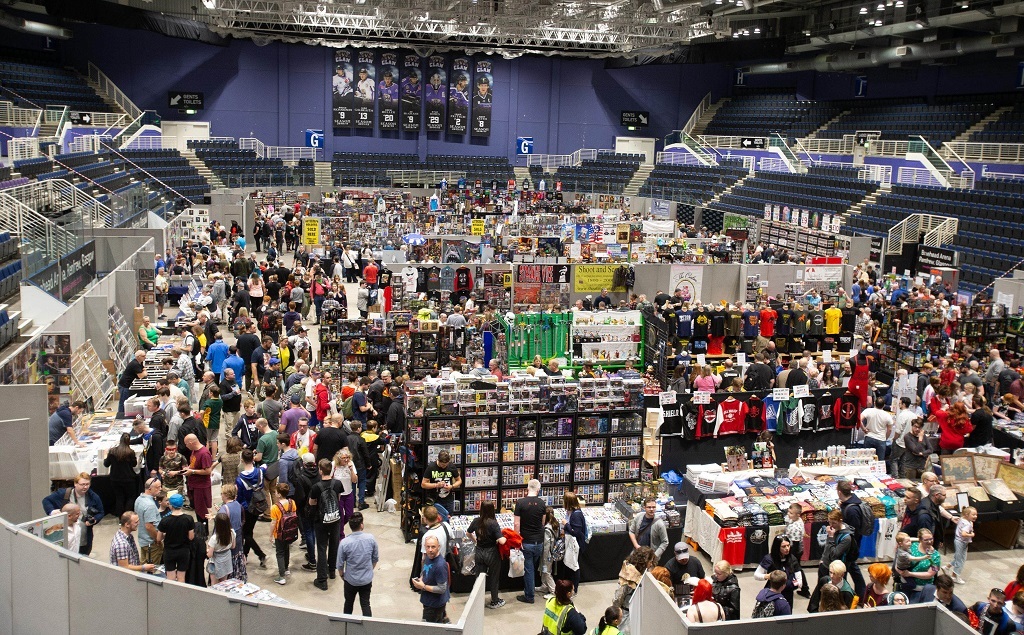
[669, 265, 703, 304]
[353, 50, 376, 129]
[18, 513, 68, 549]
[401, 54, 422, 132]
[448, 57, 470, 134]
[332, 50, 355, 128]
[425, 55, 447, 132]
[377, 52, 399, 132]
[471, 58, 493, 137]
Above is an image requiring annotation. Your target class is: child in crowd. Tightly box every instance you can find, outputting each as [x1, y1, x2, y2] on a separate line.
[540, 506, 561, 598]
[217, 436, 244, 485]
[206, 512, 236, 585]
[154, 491, 171, 519]
[949, 506, 977, 584]
[784, 502, 809, 597]
[894, 531, 933, 577]
[201, 385, 223, 455]
[271, 482, 296, 585]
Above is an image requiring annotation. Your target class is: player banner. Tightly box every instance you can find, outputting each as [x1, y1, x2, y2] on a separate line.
[401, 53, 422, 132]
[354, 50, 375, 129]
[378, 52, 399, 132]
[425, 55, 446, 132]
[332, 50, 354, 128]
[448, 56, 470, 134]
[471, 58, 493, 137]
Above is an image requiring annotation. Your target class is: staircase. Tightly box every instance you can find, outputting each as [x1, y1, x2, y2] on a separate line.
[706, 175, 747, 208]
[81, 75, 128, 115]
[807, 109, 851, 139]
[623, 164, 654, 196]
[182, 149, 224, 190]
[689, 98, 730, 138]
[846, 190, 883, 217]
[514, 166, 532, 184]
[314, 162, 333, 188]
[952, 106, 1013, 144]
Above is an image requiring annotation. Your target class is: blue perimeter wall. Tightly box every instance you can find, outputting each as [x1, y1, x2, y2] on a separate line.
[20, 22, 1021, 162]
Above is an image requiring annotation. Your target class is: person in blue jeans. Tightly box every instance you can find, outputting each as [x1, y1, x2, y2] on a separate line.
[514, 479, 546, 604]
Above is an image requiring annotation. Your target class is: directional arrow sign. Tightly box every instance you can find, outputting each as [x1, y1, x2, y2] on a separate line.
[168, 92, 204, 110]
[742, 138, 752, 147]
[81, 113, 91, 124]
[638, 113, 648, 125]
[740, 137, 765, 149]
[169, 94, 181, 106]
[620, 110, 650, 128]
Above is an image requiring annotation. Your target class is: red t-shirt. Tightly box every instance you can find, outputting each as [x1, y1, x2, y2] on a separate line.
[759, 309, 778, 337]
[188, 447, 213, 487]
[363, 264, 379, 285]
[719, 526, 747, 565]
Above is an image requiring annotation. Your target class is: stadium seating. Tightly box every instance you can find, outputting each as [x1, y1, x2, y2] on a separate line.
[189, 140, 291, 187]
[0, 177, 29, 190]
[330, 152, 513, 186]
[120, 149, 211, 204]
[703, 93, 844, 141]
[638, 160, 747, 203]
[970, 103, 1024, 144]
[0, 257, 23, 303]
[816, 95, 1006, 145]
[0, 58, 113, 112]
[550, 153, 643, 195]
[0, 308, 19, 350]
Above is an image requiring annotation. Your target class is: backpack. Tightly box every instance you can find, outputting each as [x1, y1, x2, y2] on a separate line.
[341, 395, 355, 419]
[752, 598, 778, 619]
[550, 527, 566, 562]
[277, 501, 300, 543]
[441, 522, 461, 571]
[857, 500, 876, 536]
[318, 483, 341, 524]
[250, 483, 269, 516]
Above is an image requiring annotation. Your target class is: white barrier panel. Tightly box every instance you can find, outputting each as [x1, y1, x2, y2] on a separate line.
[11, 529, 70, 634]
[0, 525, 12, 634]
[147, 577, 242, 634]
[69, 555, 148, 634]
[240, 601, 342, 634]
[636, 571, 685, 635]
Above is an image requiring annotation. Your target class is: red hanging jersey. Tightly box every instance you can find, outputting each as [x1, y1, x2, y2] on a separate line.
[715, 398, 748, 436]
[759, 309, 778, 337]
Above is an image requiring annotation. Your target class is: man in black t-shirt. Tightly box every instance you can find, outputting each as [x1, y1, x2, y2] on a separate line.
[314, 416, 349, 464]
[513, 479, 545, 604]
[250, 335, 274, 386]
[117, 350, 148, 418]
[422, 451, 462, 514]
[666, 543, 706, 601]
[308, 458, 345, 590]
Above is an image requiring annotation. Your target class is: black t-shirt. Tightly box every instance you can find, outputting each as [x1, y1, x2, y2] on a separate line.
[119, 358, 145, 388]
[236, 333, 261, 368]
[158, 513, 194, 550]
[666, 556, 705, 586]
[309, 478, 345, 520]
[468, 516, 501, 549]
[424, 461, 460, 504]
[692, 309, 710, 339]
[315, 426, 349, 463]
[710, 312, 727, 337]
[807, 310, 825, 336]
[514, 495, 546, 544]
[251, 346, 269, 378]
[840, 308, 858, 333]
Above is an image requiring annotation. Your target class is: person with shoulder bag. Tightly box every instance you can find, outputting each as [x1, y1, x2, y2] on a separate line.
[467, 501, 508, 609]
[235, 448, 268, 569]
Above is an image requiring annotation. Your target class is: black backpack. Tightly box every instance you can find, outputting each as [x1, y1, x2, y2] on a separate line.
[318, 483, 341, 524]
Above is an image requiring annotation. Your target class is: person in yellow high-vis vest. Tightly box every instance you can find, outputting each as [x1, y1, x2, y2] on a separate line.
[541, 579, 587, 635]
[592, 606, 623, 635]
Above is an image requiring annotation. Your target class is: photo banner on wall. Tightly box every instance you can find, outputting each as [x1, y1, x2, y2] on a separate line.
[332, 50, 354, 128]
[401, 53, 422, 132]
[471, 58, 493, 137]
[669, 264, 703, 305]
[448, 56, 470, 134]
[378, 52, 399, 132]
[354, 50, 376, 129]
[425, 55, 447, 132]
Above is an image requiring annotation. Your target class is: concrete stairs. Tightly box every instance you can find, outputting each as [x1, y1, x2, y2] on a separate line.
[705, 175, 747, 210]
[182, 149, 224, 190]
[315, 162, 333, 188]
[514, 166, 532, 184]
[623, 164, 654, 196]
[38, 122, 60, 138]
[952, 106, 1013, 144]
[689, 98, 730, 139]
[82, 76, 128, 117]
[846, 190, 882, 217]
[806, 109, 851, 139]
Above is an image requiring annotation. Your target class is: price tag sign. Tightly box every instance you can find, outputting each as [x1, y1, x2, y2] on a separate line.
[659, 391, 677, 406]
[696, 354, 706, 366]
[692, 391, 712, 404]
[773, 387, 790, 401]
[823, 350, 833, 363]
[389, 354, 399, 361]
[793, 384, 811, 398]
[736, 353, 746, 366]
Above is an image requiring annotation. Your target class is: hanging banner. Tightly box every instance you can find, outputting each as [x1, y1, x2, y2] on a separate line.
[425, 56, 447, 132]
[471, 58, 493, 137]
[377, 52, 399, 132]
[575, 224, 602, 244]
[651, 199, 671, 219]
[302, 217, 321, 246]
[401, 53, 422, 132]
[669, 264, 702, 304]
[59, 242, 96, 302]
[353, 50, 376, 129]
[574, 264, 625, 293]
[803, 265, 843, 282]
[448, 57, 470, 134]
[516, 264, 570, 285]
[332, 50, 355, 128]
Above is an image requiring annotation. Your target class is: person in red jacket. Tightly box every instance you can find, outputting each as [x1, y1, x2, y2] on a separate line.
[315, 372, 332, 425]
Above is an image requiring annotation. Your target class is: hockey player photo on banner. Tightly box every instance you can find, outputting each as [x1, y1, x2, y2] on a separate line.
[401, 53, 422, 132]
[331, 50, 354, 128]
[353, 50, 376, 129]
[378, 52, 399, 131]
[471, 58, 493, 137]
[448, 56, 470, 134]
[425, 55, 447, 132]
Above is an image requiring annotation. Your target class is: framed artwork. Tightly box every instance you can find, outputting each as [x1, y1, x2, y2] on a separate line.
[981, 479, 1018, 502]
[971, 455, 1004, 482]
[940, 455, 976, 484]
[996, 462, 1024, 497]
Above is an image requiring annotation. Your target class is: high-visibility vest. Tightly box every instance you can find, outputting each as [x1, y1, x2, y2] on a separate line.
[541, 597, 572, 635]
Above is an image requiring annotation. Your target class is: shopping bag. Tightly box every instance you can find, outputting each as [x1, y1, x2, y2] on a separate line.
[563, 534, 580, 572]
[460, 538, 476, 576]
[508, 548, 525, 578]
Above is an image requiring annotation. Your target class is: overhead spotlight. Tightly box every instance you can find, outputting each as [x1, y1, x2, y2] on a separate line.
[960, 1, 968, 7]
[859, 7, 868, 14]
[715, 0, 723, 4]
[803, 29, 811, 35]
[876, 3, 884, 10]
[874, 18, 883, 25]
[202, 0, 216, 8]
[894, 0, 903, 6]
[753, 26, 760, 33]
[914, 18, 927, 27]
[733, 31, 739, 37]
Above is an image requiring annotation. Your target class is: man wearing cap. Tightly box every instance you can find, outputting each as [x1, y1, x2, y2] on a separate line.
[666, 542, 705, 599]
[281, 393, 307, 437]
[289, 326, 312, 355]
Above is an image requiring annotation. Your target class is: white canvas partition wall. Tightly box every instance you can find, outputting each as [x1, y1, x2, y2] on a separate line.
[68, 555, 148, 634]
[0, 524, 13, 634]
[634, 572, 685, 635]
[0, 386, 51, 524]
[239, 601, 343, 634]
[11, 530, 70, 634]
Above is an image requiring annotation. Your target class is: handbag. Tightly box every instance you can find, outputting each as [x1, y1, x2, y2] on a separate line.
[563, 534, 580, 572]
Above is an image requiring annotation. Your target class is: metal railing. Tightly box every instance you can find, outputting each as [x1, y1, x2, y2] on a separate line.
[0, 190, 80, 274]
[682, 91, 712, 137]
[239, 137, 266, 158]
[872, 139, 911, 157]
[525, 148, 601, 169]
[41, 105, 68, 133]
[924, 217, 959, 248]
[897, 166, 947, 188]
[47, 179, 115, 228]
[698, 134, 768, 150]
[886, 213, 957, 255]
[87, 62, 142, 120]
[0, 101, 42, 128]
[942, 141, 1024, 163]
[796, 137, 853, 154]
[680, 132, 716, 166]
[860, 164, 892, 187]
[792, 137, 815, 166]
[8, 137, 40, 162]
[266, 146, 320, 161]
[122, 135, 176, 150]
[758, 157, 791, 173]
[386, 170, 465, 185]
[70, 111, 127, 129]
[655, 151, 706, 166]
[769, 133, 800, 173]
[981, 166, 1024, 181]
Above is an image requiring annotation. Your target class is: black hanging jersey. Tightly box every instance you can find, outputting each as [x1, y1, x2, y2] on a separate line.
[677, 311, 693, 338]
[710, 312, 727, 337]
[836, 334, 853, 352]
[697, 402, 718, 439]
[691, 339, 708, 354]
[835, 392, 861, 429]
[727, 311, 743, 337]
[816, 390, 841, 432]
[777, 309, 792, 336]
[692, 309, 711, 339]
[790, 310, 808, 336]
[660, 393, 682, 436]
[807, 310, 825, 336]
[454, 267, 473, 292]
[681, 400, 700, 441]
[800, 399, 818, 432]
[416, 267, 429, 293]
[745, 395, 766, 434]
[840, 308, 858, 333]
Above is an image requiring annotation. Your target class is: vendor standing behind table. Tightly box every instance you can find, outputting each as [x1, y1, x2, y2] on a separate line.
[628, 498, 669, 561]
[666, 543, 705, 604]
[421, 450, 461, 516]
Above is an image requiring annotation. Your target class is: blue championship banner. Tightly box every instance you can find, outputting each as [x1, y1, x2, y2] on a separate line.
[331, 50, 354, 128]
[448, 56, 470, 134]
[353, 50, 375, 129]
[401, 53, 422, 132]
[378, 52, 399, 132]
[471, 58, 492, 137]
[425, 55, 447, 132]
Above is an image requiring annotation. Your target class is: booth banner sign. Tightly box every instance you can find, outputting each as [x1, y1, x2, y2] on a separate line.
[302, 218, 320, 245]
[918, 245, 957, 270]
[724, 213, 751, 231]
[669, 265, 702, 304]
[59, 242, 96, 302]
[803, 265, 843, 282]
[651, 199, 671, 219]
[516, 264, 569, 285]
[641, 220, 675, 236]
[30, 261, 61, 299]
[763, 203, 771, 220]
[471, 219, 485, 235]
[574, 264, 624, 292]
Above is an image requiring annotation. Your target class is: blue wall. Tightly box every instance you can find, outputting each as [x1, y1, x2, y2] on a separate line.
[61, 23, 732, 161]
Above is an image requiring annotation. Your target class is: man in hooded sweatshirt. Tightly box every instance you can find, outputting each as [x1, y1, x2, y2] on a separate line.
[753, 570, 792, 618]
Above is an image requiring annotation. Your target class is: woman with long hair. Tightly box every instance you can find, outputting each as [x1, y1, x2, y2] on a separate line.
[861, 563, 892, 607]
[467, 500, 507, 609]
[540, 506, 561, 597]
[934, 400, 973, 454]
[753, 535, 803, 608]
[692, 365, 721, 393]
[562, 491, 588, 592]
[819, 583, 848, 612]
[331, 448, 358, 539]
[207, 512, 236, 584]
[103, 432, 138, 516]
[967, 395, 994, 446]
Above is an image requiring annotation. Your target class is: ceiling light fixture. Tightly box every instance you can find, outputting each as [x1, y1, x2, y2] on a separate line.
[874, 18, 883, 25]
[895, 0, 903, 6]
[859, 7, 868, 14]
[876, 3, 884, 10]
[753, 26, 760, 33]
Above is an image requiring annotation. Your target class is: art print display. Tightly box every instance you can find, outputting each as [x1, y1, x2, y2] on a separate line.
[378, 52, 400, 132]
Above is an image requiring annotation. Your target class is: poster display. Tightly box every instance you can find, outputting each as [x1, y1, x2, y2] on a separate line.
[574, 264, 625, 293]
[448, 57, 470, 134]
[669, 265, 703, 304]
[302, 217, 321, 246]
[353, 50, 376, 129]
[401, 54, 422, 132]
[425, 55, 447, 132]
[377, 52, 400, 132]
[332, 50, 354, 128]
[18, 513, 68, 549]
[471, 58, 493, 137]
